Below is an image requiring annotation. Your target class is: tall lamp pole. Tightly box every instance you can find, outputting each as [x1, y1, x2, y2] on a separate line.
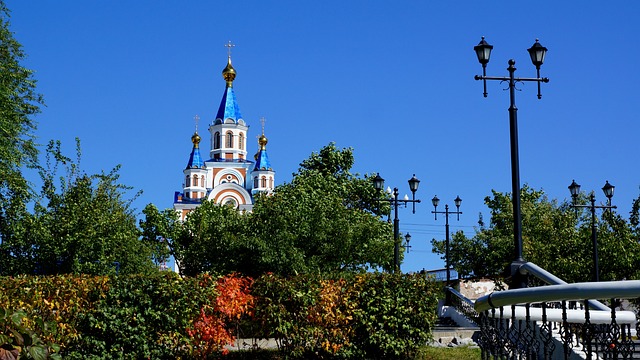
[474, 37, 549, 289]
[568, 180, 616, 282]
[373, 173, 421, 273]
[431, 195, 462, 305]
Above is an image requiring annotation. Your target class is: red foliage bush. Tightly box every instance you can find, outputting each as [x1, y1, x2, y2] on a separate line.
[187, 273, 255, 357]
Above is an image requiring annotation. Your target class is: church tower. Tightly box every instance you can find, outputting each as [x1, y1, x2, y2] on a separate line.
[173, 44, 275, 220]
[251, 118, 275, 196]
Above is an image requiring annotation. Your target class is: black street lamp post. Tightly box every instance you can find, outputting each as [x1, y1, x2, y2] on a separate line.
[373, 173, 421, 273]
[568, 180, 617, 282]
[474, 37, 549, 289]
[431, 195, 462, 304]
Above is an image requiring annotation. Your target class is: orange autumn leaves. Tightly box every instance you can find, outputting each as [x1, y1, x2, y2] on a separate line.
[187, 274, 254, 357]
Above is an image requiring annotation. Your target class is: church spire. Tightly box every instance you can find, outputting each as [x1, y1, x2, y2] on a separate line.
[216, 41, 243, 123]
[254, 117, 272, 171]
[186, 115, 203, 169]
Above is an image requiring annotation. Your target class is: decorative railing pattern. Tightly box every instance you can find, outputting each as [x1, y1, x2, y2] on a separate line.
[425, 268, 459, 283]
[447, 286, 480, 326]
[477, 300, 636, 359]
[473, 263, 640, 360]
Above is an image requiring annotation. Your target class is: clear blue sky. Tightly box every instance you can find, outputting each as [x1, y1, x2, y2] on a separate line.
[7, 1, 640, 273]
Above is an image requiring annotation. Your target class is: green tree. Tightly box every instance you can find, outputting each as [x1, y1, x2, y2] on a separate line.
[432, 185, 640, 283]
[140, 203, 180, 267]
[22, 140, 155, 275]
[141, 143, 394, 276]
[173, 200, 247, 276]
[250, 143, 393, 275]
[0, 0, 44, 273]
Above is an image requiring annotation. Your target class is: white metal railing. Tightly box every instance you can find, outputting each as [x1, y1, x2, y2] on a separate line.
[470, 262, 640, 359]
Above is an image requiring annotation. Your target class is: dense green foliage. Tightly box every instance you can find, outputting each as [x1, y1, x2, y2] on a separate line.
[253, 272, 440, 359]
[0, 273, 440, 359]
[0, 273, 220, 358]
[142, 143, 395, 276]
[432, 185, 640, 283]
[1, 140, 156, 276]
[0, 0, 44, 275]
[0, 1, 42, 203]
[68, 273, 218, 359]
[0, 308, 61, 360]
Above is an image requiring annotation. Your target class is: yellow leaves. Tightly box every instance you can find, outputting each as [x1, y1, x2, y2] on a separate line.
[0, 274, 114, 349]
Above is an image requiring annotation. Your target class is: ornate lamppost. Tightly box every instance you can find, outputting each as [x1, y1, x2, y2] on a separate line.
[474, 37, 549, 289]
[373, 173, 421, 273]
[431, 195, 462, 304]
[568, 180, 616, 282]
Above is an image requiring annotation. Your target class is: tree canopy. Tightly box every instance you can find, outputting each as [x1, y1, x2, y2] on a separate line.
[0, 0, 44, 264]
[2, 140, 157, 275]
[141, 143, 395, 276]
[432, 185, 640, 283]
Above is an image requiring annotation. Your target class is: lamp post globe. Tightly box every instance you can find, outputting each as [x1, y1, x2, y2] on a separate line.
[474, 36, 493, 65]
[602, 180, 615, 200]
[568, 180, 581, 201]
[527, 39, 548, 68]
[408, 174, 421, 193]
[373, 173, 385, 191]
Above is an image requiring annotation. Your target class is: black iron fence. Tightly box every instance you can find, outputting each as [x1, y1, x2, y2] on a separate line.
[424, 268, 459, 283]
[447, 286, 480, 326]
[472, 263, 640, 360]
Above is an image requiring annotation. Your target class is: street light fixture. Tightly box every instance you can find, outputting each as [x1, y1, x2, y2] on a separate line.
[373, 173, 421, 272]
[474, 37, 550, 289]
[432, 195, 462, 304]
[404, 233, 412, 253]
[568, 180, 617, 282]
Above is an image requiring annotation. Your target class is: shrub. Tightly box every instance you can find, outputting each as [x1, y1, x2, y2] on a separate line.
[0, 308, 61, 360]
[0, 272, 441, 359]
[0, 275, 108, 349]
[351, 273, 440, 359]
[187, 273, 254, 358]
[65, 272, 218, 359]
[252, 273, 321, 357]
[252, 272, 440, 359]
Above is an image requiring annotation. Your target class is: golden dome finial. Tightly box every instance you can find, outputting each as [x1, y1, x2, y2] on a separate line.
[258, 134, 268, 150]
[191, 114, 201, 148]
[222, 41, 236, 87]
[258, 117, 268, 150]
[191, 132, 201, 148]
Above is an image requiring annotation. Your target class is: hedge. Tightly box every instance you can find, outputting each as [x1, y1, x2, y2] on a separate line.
[0, 272, 440, 359]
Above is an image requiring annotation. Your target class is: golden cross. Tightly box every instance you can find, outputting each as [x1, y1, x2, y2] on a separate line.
[194, 114, 200, 132]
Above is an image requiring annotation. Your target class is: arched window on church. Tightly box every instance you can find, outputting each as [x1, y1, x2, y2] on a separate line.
[192, 174, 198, 187]
[269, 177, 273, 188]
[185, 175, 190, 187]
[261, 176, 267, 188]
[214, 132, 221, 149]
[239, 132, 245, 150]
[226, 131, 233, 148]
[254, 176, 259, 188]
[201, 175, 205, 188]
